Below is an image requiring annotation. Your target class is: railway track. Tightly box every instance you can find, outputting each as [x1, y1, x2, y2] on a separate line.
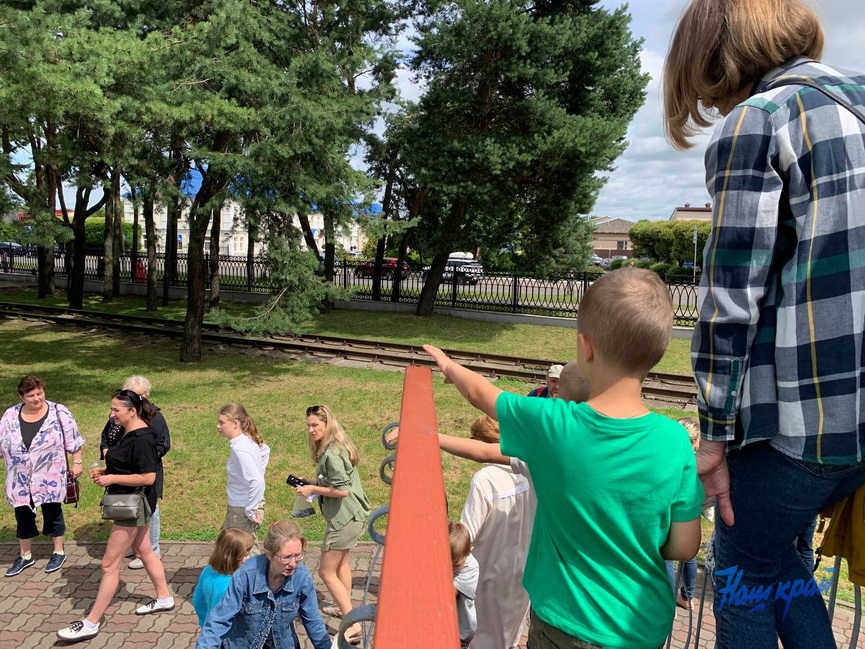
[0, 301, 697, 405]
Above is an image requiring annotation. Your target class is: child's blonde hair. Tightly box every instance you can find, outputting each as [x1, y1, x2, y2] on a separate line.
[558, 362, 589, 403]
[577, 268, 672, 378]
[469, 415, 500, 444]
[219, 403, 265, 447]
[306, 405, 360, 466]
[208, 527, 256, 575]
[663, 0, 823, 149]
[448, 521, 471, 570]
[678, 417, 700, 444]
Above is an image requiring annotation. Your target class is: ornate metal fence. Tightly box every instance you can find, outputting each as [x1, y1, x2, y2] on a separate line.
[1, 249, 700, 324]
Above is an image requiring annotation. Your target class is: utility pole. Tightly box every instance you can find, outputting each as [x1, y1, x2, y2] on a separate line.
[692, 225, 698, 283]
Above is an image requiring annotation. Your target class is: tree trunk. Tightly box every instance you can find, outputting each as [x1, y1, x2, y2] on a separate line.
[246, 219, 258, 292]
[111, 174, 122, 296]
[144, 193, 158, 311]
[181, 214, 206, 362]
[372, 171, 395, 301]
[323, 210, 335, 283]
[297, 206, 319, 257]
[102, 183, 115, 303]
[130, 184, 140, 281]
[180, 167, 225, 362]
[416, 200, 464, 316]
[162, 197, 179, 306]
[67, 184, 107, 309]
[392, 230, 411, 303]
[208, 206, 221, 310]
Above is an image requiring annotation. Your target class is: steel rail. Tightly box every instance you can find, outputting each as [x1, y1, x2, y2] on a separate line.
[0, 301, 697, 404]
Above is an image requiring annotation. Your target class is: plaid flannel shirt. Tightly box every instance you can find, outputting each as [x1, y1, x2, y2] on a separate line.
[693, 57, 865, 464]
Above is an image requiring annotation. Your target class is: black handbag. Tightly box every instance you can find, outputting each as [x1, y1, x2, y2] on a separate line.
[100, 489, 146, 521]
[56, 406, 80, 507]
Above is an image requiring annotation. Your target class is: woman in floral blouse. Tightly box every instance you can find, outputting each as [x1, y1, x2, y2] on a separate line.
[0, 375, 84, 577]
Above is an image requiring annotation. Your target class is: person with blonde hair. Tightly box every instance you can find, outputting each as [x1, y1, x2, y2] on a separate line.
[195, 521, 330, 649]
[192, 527, 255, 626]
[217, 404, 270, 547]
[664, 0, 865, 645]
[424, 268, 704, 649]
[294, 405, 369, 642]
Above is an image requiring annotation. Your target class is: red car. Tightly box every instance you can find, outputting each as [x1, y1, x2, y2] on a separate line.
[353, 257, 410, 280]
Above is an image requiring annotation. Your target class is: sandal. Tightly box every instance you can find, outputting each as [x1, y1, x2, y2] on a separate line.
[321, 605, 343, 618]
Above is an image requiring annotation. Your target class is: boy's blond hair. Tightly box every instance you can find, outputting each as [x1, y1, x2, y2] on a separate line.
[663, 0, 823, 150]
[677, 417, 700, 444]
[558, 362, 589, 403]
[448, 521, 471, 570]
[577, 268, 672, 377]
[469, 415, 500, 444]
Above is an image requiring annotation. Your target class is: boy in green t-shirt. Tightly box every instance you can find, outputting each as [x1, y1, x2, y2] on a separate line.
[425, 268, 704, 649]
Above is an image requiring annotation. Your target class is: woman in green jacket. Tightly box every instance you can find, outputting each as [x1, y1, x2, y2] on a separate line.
[295, 405, 370, 642]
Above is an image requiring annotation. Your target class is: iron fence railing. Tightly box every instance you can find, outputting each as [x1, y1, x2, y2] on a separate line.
[0, 249, 700, 324]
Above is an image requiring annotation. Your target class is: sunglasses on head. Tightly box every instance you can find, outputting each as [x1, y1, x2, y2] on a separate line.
[306, 405, 323, 416]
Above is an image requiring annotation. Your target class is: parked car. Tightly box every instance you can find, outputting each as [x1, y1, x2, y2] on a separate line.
[353, 257, 410, 280]
[590, 255, 604, 267]
[0, 242, 24, 253]
[423, 258, 484, 285]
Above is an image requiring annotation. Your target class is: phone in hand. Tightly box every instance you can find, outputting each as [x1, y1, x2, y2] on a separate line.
[286, 474, 309, 488]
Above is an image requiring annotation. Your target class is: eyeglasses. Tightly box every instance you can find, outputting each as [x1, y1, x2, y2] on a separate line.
[273, 551, 305, 563]
[306, 406, 323, 416]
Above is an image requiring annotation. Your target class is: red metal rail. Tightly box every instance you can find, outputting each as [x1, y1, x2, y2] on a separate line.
[372, 365, 460, 647]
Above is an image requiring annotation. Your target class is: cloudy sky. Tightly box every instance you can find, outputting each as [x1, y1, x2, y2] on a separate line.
[591, 0, 864, 221]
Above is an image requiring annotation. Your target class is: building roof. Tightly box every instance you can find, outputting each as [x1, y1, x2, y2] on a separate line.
[669, 203, 712, 220]
[592, 218, 636, 234]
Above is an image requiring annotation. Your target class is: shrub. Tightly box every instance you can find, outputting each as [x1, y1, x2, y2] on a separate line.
[85, 218, 136, 247]
[609, 258, 630, 270]
[650, 262, 672, 276]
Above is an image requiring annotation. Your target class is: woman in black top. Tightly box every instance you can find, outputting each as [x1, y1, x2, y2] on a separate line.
[57, 390, 174, 642]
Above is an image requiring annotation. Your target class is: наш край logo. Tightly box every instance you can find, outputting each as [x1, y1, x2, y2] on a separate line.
[715, 565, 836, 619]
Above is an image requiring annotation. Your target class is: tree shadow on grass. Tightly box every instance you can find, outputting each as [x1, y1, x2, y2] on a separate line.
[0, 319, 300, 403]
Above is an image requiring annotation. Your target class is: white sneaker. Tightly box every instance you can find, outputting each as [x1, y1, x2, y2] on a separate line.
[57, 620, 99, 642]
[135, 598, 174, 615]
[128, 557, 144, 570]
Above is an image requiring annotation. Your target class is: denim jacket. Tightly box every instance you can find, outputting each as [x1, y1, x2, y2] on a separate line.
[195, 555, 330, 649]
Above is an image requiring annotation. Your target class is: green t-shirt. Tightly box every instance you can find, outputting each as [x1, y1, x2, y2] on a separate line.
[316, 446, 370, 530]
[497, 392, 704, 649]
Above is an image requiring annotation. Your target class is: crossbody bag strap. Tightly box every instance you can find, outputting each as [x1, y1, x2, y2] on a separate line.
[56, 405, 70, 470]
[764, 77, 865, 126]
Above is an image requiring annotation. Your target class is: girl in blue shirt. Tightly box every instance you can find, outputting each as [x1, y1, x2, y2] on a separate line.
[192, 527, 255, 626]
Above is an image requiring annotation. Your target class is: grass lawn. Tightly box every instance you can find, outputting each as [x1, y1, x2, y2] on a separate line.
[0, 289, 694, 373]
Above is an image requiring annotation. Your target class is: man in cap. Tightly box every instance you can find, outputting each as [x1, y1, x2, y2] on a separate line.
[527, 364, 563, 398]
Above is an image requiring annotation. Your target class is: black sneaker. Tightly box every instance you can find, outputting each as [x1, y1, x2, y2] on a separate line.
[45, 553, 67, 573]
[5, 556, 35, 577]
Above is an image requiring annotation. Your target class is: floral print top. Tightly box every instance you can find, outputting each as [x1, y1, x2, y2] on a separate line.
[0, 401, 84, 509]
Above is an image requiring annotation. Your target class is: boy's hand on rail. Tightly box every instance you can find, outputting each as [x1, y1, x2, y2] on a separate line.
[384, 426, 399, 445]
[423, 345, 454, 383]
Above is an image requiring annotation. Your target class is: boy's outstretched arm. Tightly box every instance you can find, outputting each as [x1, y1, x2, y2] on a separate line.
[439, 434, 510, 464]
[424, 345, 502, 419]
[660, 518, 701, 561]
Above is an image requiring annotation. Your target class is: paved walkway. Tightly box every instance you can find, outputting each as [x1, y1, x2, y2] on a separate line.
[0, 542, 861, 648]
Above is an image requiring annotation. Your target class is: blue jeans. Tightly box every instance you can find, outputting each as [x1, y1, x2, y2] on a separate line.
[666, 558, 697, 599]
[149, 504, 161, 555]
[713, 441, 865, 649]
[796, 516, 817, 572]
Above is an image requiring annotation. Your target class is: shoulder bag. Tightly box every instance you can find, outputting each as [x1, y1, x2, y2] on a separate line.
[101, 488, 146, 521]
[56, 406, 80, 507]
